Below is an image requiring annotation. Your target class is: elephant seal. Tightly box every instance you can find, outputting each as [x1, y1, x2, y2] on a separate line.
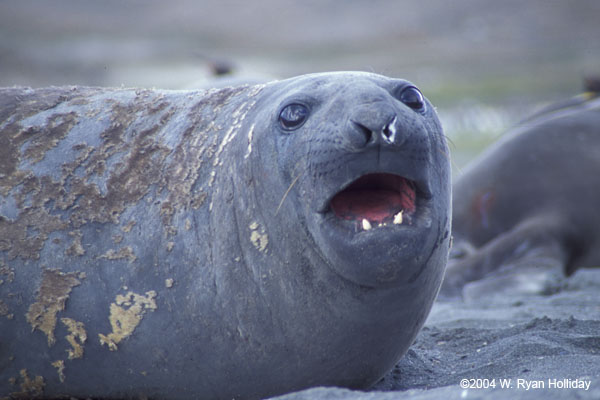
[441, 91, 600, 298]
[0, 72, 451, 399]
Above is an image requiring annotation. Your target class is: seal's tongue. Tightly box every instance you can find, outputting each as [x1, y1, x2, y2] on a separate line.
[330, 173, 416, 225]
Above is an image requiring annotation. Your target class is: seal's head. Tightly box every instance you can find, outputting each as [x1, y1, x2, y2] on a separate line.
[250, 72, 451, 289]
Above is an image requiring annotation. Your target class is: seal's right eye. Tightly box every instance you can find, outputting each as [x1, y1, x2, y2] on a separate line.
[279, 103, 309, 130]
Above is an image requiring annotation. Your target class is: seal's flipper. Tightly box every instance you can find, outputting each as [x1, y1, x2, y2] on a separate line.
[441, 216, 571, 299]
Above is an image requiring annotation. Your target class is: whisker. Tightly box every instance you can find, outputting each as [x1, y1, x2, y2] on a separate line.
[275, 172, 303, 216]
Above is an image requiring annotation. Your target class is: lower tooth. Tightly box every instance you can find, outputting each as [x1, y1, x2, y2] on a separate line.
[362, 219, 372, 231]
[393, 211, 404, 225]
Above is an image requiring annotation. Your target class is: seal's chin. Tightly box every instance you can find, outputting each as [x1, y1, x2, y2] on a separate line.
[328, 173, 419, 231]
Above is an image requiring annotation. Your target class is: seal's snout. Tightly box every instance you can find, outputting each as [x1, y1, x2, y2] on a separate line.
[349, 106, 401, 149]
[346, 84, 426, 150]
[350, 115, 400, 148]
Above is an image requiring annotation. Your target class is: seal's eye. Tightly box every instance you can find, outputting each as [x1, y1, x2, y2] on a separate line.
[279, 103, 309, 130]
[399, 86, 426, 112]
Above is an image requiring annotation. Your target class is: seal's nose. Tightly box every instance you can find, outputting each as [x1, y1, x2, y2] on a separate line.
[348, 105, 402, 149]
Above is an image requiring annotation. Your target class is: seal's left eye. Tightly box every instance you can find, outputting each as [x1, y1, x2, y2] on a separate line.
[399, 86, 426, 112]
[279, 104, 309, 130]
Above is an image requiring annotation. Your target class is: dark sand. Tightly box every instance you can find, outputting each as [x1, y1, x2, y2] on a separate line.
[273, 268, 600, 399]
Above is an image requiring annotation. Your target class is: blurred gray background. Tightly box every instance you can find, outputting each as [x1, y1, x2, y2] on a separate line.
[2, 0, 599, 167]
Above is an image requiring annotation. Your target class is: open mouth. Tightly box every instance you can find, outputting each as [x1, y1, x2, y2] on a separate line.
[329, 173, 417, 231]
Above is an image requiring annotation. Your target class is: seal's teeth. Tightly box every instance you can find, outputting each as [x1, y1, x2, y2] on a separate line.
[393, 210, 404, 225]
[362, 219, 372, 231]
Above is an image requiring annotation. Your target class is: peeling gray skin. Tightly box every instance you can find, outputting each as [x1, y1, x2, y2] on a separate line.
[441, 93, 600, 299]
[0, 72, 451, 400]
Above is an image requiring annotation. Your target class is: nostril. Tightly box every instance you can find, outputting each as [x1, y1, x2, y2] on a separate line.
[351, 120, 373, 147]
[382, 116, 397, 144]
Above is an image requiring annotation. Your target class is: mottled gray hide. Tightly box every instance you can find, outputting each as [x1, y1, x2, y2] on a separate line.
[442, 93, 600, 299]
[0, 72, 451, 399]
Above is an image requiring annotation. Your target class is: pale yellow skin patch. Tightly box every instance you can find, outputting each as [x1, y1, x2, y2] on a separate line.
[9, 369, 45, 397]
[25, 270, 83, 346]
[244, 123, 255, 159]
[99, 290, 157, 351]
[52, 360, 66, 383]
[65, 230, 85, 256]
[0, 299, 13, 319]
[61, 317, 87, 359]
[249, 222, 269, 253]
[99, 246, 137, 263]
[121, 220, 136, 233]
[0, 264, 15, 319]
[112, 233, 124, 244]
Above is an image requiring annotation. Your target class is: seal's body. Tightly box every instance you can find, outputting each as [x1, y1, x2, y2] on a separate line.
[443, 93, 600, 297]
[0, 72, 451, 399]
